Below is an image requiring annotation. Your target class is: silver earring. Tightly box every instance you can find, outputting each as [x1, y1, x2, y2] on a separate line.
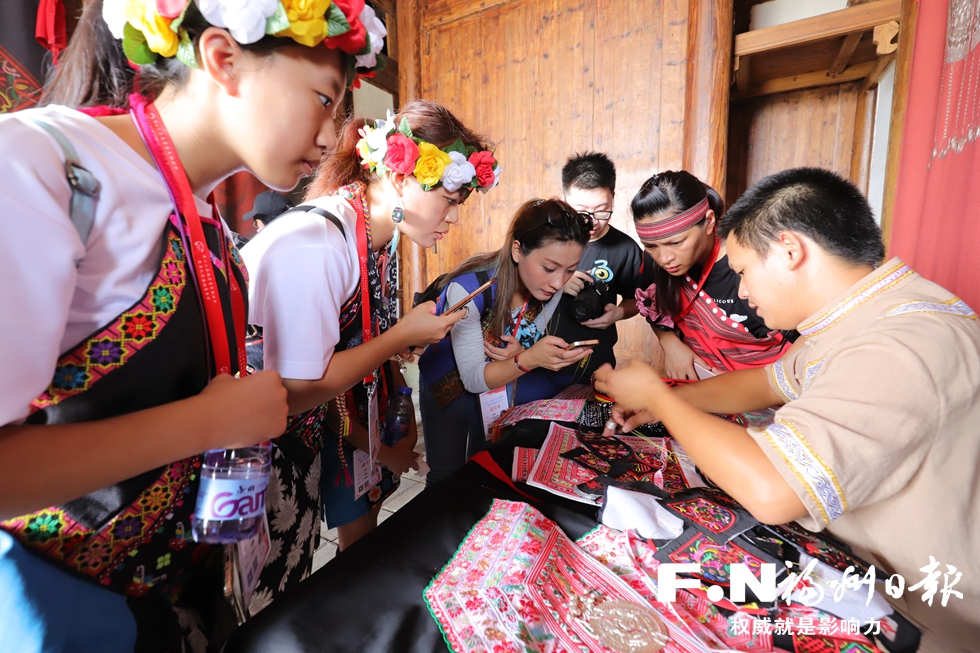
[392, 197, 404, 223]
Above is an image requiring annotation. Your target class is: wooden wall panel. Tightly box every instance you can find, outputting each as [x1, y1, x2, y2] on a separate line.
[407, 0, 693, 363]
[726, 81, 870, 201]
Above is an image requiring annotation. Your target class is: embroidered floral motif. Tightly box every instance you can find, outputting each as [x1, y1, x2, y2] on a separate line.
[24, 512, 63, 544]
[30, 234, 187, 410]
[762, 420, 846, 524]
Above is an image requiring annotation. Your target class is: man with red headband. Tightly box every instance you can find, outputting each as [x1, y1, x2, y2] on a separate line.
[596, 168, 980, 653]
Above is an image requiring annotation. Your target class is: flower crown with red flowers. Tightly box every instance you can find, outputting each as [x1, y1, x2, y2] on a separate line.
[102, 0, 386, 89]
[356, 111, 502, 195]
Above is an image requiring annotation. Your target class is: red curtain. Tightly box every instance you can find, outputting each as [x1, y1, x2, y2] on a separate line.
[890, 0, 980, 310]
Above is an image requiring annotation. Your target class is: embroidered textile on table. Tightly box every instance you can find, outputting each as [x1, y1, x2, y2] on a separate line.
[424, 499, 712, 653]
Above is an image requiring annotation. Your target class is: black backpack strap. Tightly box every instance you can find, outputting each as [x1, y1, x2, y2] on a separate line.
[281, 204, 347, 241]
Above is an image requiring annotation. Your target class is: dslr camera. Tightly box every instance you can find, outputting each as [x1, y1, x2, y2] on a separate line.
[571, 280, 612, 321]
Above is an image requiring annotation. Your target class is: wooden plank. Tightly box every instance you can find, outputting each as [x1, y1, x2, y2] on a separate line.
[828, 32, 864, 75]
[881, 0, 917, 247]
[369, 56, 400, 103]
[749, 33, 877, 81]
[731, 60, 876, 100]
[683, 0, 733, 196]
[734, 0, 900, 56]
[395, 0, 423, 301]
[734, 55, 751, 93]
[422, 0, 522, 30]
[861, 51, 896, 92]
[849, 85, 875, 192]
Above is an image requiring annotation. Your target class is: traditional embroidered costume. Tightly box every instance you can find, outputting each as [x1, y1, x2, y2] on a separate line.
[749, 259, 980, 652]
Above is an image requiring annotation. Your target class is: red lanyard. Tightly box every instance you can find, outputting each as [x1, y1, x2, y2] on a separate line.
[675, 235, 721, 321]
[351, 195, 378, 386]
[130, 95, 246, 377]
[511, 298, 530, 338]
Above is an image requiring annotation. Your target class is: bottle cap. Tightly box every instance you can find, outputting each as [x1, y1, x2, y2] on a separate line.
[398, 385, 413, 396]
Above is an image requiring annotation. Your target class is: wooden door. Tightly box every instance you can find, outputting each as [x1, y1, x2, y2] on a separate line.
[397, 0, 695, 364]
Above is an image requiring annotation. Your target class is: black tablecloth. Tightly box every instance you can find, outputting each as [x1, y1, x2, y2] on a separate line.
[226, 420, 599, 653]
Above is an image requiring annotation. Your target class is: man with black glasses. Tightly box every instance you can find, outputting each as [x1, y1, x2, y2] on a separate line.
[544, 152, 653, 385]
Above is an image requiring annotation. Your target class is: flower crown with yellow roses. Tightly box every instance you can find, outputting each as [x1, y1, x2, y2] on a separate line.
[102, 0, 386, 89]
[356, 112, 502, 195]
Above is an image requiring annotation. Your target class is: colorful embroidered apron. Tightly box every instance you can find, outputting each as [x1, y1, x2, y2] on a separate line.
[1, 96, 247, 645]
[320, 182, 401, 527]
[675, 238, 789, 372]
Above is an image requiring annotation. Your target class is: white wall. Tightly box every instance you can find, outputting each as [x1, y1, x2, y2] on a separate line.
[867, 62, 896, 225]
[751, 0, 848, 30]
[352, 81, 395, 120]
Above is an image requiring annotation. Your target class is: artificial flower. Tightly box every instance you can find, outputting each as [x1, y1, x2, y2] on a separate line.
[154, 0, 187, 18]
[468, 150, 497, 188]
[323, 0, 366, 54]
[384, 133, 420, 176]
[127, 0, 179, 57]
[440, 151, 477, 192]
[102, 0, 130, 39]
[357, 125, 387, 167]
[413, 143, 451, 188]
[197, 0, 279, 44]
[277, 0, 331, 47]
[355, 4, 386, 69]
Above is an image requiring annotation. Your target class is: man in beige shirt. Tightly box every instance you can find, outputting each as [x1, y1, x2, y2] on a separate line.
[596, 167, 979, 652]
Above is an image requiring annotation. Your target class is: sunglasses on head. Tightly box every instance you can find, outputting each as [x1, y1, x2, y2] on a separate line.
[519, 209, 594, 238]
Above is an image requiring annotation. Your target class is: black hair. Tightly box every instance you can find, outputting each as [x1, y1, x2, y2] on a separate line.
[561, 152, 617, 194]
[630, 170, 724, 316]
[41, 0, 349, 109]
[719, 167, 885, 266]
[446, 198, 590, 338]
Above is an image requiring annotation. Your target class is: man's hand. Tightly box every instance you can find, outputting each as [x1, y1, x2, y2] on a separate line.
[581, 303, 623, 329]
[562, 270, 592, 297]
[593, 361, 668, 415]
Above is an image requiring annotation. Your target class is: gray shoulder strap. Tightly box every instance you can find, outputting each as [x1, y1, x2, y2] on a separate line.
[30, 118, 101, 248]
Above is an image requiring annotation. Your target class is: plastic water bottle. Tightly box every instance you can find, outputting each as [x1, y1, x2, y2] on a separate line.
[191, 443, 271, 543]
[385, 386, 414, 445]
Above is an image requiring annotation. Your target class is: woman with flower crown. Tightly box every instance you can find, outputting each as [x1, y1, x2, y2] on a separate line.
[241, 102, 497, 555]
[0, 0, 385, 650]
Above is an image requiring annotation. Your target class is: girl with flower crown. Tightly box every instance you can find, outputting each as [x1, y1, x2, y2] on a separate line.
[631, 170, 795, 382]
[417, 198, 595, 483]
[241, 101, 496, 552]
[0, 0, 385, 650]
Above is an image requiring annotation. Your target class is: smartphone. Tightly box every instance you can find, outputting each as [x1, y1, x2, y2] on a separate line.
[694, 363, 717, 380]
[565, 339, 599, 350]
[443, 277, 497, 315]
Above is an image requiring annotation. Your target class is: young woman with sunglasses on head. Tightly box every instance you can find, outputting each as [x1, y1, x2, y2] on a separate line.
[242, 101, 496, 553]
[632, 171, 795, 383]
[418, 198, 593, 482]
[0, 0, 382, 649]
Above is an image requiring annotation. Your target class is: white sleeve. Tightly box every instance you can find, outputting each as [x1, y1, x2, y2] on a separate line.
[242, 211, 356, 381]
[0, 116, 85, 426]
[447, 282, 492, 394]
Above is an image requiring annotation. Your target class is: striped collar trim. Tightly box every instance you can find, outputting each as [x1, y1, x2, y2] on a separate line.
[799, 260, 913, 337]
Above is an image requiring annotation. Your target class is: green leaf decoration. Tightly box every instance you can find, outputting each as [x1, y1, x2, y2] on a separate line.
[265, 2, 290, 34]
[176, 29, 198, 69]
[326, 3, 351, 37]
[356, 36, 372, 57]
[170, 1, 191, 33]
[373, 54, 387, 72]
[397, 117, 415, 139]
[122, 22, 157, 65]
[445, 138, 468, 156]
